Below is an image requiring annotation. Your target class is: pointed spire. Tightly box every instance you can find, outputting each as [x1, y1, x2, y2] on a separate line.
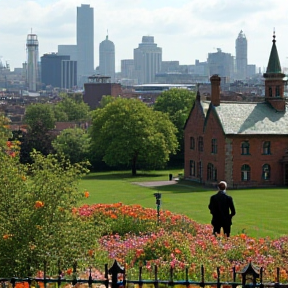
[196, 83, 201, 101]
[266, 30, 282, 73]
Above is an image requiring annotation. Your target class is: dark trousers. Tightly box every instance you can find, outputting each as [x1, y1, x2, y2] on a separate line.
[213, 224, 231, 237]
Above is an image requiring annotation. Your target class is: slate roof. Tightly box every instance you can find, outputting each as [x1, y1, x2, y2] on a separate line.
[212, 102, 288, 135]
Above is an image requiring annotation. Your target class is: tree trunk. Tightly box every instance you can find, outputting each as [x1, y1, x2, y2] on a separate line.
[131, 154, 137, 176]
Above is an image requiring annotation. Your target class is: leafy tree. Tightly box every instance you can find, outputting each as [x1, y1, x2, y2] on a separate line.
[20, 120, 56, 164]
[52, 128, 91, 164]
[56, 95, 90, 121]
[24, 103, 56, 130]
[153, 88, 196, 158]
[99, 95, 116, 108]
[90, 98, 178, 175]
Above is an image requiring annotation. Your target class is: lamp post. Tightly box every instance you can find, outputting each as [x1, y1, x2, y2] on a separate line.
[153, 192, 161, 225]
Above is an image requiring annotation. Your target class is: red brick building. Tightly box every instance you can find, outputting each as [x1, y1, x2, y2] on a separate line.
[184, 35, 288, 187]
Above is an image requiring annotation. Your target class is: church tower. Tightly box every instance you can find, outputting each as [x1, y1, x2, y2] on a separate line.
[263, 32, 286, 111]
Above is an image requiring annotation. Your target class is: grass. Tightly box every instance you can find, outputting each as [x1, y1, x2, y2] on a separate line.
[79, 169, 288, 239]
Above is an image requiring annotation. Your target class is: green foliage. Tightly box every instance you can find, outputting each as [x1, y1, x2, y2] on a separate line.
[52, 128, 91, 164]
[55, 94, 90, 121]
[24, 103, 56, 130]
[89, 98, 178, 175]
[99, 95, 116, 108]
[0, 138, 99, 276]
[153, 89, 196, 155]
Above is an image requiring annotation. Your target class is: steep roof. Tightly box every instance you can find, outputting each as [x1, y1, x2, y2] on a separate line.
[213, 102, 288, 135]
[266, 34, 282, 74]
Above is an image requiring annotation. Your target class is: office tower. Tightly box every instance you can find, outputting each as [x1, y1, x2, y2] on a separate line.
[41, 53, 70, 88]
[26, 33, 39, 91]
[208, 48, 234, 82]
[121, 59, 134, 79]
[58, 45, 78, 61]
[77, 4, 94, 87]
[99, 35, 115, 82]
[134, 36, 162, 84]
[235, 30, 247, 80]
[61, 60, 77, 89]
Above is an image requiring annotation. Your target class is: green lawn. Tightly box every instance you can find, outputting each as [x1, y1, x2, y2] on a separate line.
[79, 170, 288, 239]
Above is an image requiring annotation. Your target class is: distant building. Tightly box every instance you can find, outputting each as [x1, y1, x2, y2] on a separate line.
[77, 4, 94, 87]
[26, 33, 39, 91]
[121, 59, 135, 79]
[41, 53, 70, 88]
[235, 30, 248, 80]
[58, 45, 78, 61]
[134, 36, 162, 84]
[208, 48, 234, 82]
[99, 35, 115, 82]
[247, 64, 256, 78]
[61, 60, 77, 89]
[160, 61, 180, 73]
[184, 34, 288, 187]
[83, 75, 122, 109]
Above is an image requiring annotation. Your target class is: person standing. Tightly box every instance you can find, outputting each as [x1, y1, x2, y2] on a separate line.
[208, 181, 236, 237]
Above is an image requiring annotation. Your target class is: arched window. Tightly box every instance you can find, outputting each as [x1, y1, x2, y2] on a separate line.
[211, 139, 217, 154]
[190, 137, 195, 150]
[262, 164, 271, 180]
[241, 164, 251, 181]
[207, 163, 217, 181]
[190, 160, 195, 176]
[198, 136, 203, 152]
[241, 141, 250, 155]
[263, 141, 271, 155]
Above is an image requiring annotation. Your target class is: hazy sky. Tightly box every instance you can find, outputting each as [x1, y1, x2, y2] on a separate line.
[1, 0, 288, 72]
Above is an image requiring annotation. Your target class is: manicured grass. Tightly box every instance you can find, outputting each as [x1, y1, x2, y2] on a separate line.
[79, 170, 288, 239]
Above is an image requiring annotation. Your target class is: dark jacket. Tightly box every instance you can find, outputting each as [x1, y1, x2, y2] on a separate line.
[208, 191, 236, 226]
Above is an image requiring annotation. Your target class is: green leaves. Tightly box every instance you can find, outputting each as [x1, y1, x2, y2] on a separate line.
[90, 98, 178, 175]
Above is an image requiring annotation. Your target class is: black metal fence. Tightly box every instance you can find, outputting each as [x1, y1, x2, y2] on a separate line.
[1, 260, 288, 288]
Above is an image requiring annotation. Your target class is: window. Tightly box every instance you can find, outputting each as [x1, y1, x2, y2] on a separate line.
[207, 163, 217, 181]
[241, 141, 250, 155]
[197, 161, 202, 179]
[241, 164, 251, 181]
[190, 160, 195, 176]
[211, 139, 217, 154]
[262, 164, 271, 180]
[190, 137, 195, 150]
[198, 136, 203, 152]
[269, 87, 272, 97]
[263, 141, 271, 155]
[276, 86, 280, 97]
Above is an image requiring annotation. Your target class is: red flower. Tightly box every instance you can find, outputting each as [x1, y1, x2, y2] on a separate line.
[35, 201, 44, 209]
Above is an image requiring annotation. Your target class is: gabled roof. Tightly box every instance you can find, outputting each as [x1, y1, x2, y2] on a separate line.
[213, 102, 288, 135]
[266, 34, 282, 74]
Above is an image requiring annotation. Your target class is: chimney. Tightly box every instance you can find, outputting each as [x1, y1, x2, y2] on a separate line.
[210, 75, 221, 106]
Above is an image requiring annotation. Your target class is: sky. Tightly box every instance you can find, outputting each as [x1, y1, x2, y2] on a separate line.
[1, 0, 288, 72]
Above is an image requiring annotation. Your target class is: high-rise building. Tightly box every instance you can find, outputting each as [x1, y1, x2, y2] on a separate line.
[61, 60, 77, 89]
[133, 36, 162, 84]
[41, 53, 70, 88]
[58, 45, 78, 61]
[77, 4, 94, 87]
[26, 33, 39, 91]
[208, 48, 234, 82]
[235, 30, 247, 80]
[99, 35, 115, 82]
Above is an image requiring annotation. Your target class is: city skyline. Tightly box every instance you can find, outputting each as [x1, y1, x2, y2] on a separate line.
[1, 0, 288, 72]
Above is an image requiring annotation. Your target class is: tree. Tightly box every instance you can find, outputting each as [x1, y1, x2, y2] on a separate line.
[52, 128, 91, 164]
[99, 95, 116, 108]
[153, 88, 196, 160]
[90, 98, 178, 175]
[24, 103, 56, 130]
[56, 95, 90, 121]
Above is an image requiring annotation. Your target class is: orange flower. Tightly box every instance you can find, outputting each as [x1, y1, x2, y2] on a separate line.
[35, 201, 44, 209]
[66, 268, 73, 275]
[72, 207, 78, 214]
[84, 191, 89, 198]
[3, 234, 10, 240]
[21, 175, 27, 181]
[6, 141, 12, 148]
[15, 283, 29, 288]
[174, 248, 181, 254]
[88, 249, 94, 257]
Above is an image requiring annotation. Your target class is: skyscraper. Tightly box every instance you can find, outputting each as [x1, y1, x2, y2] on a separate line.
[77, 4, 94, 87]
[134, 36, 162, 84]
[235, 30, 247, 80]
[26, 33, 39, 91]
[99, 35, 115, 82]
